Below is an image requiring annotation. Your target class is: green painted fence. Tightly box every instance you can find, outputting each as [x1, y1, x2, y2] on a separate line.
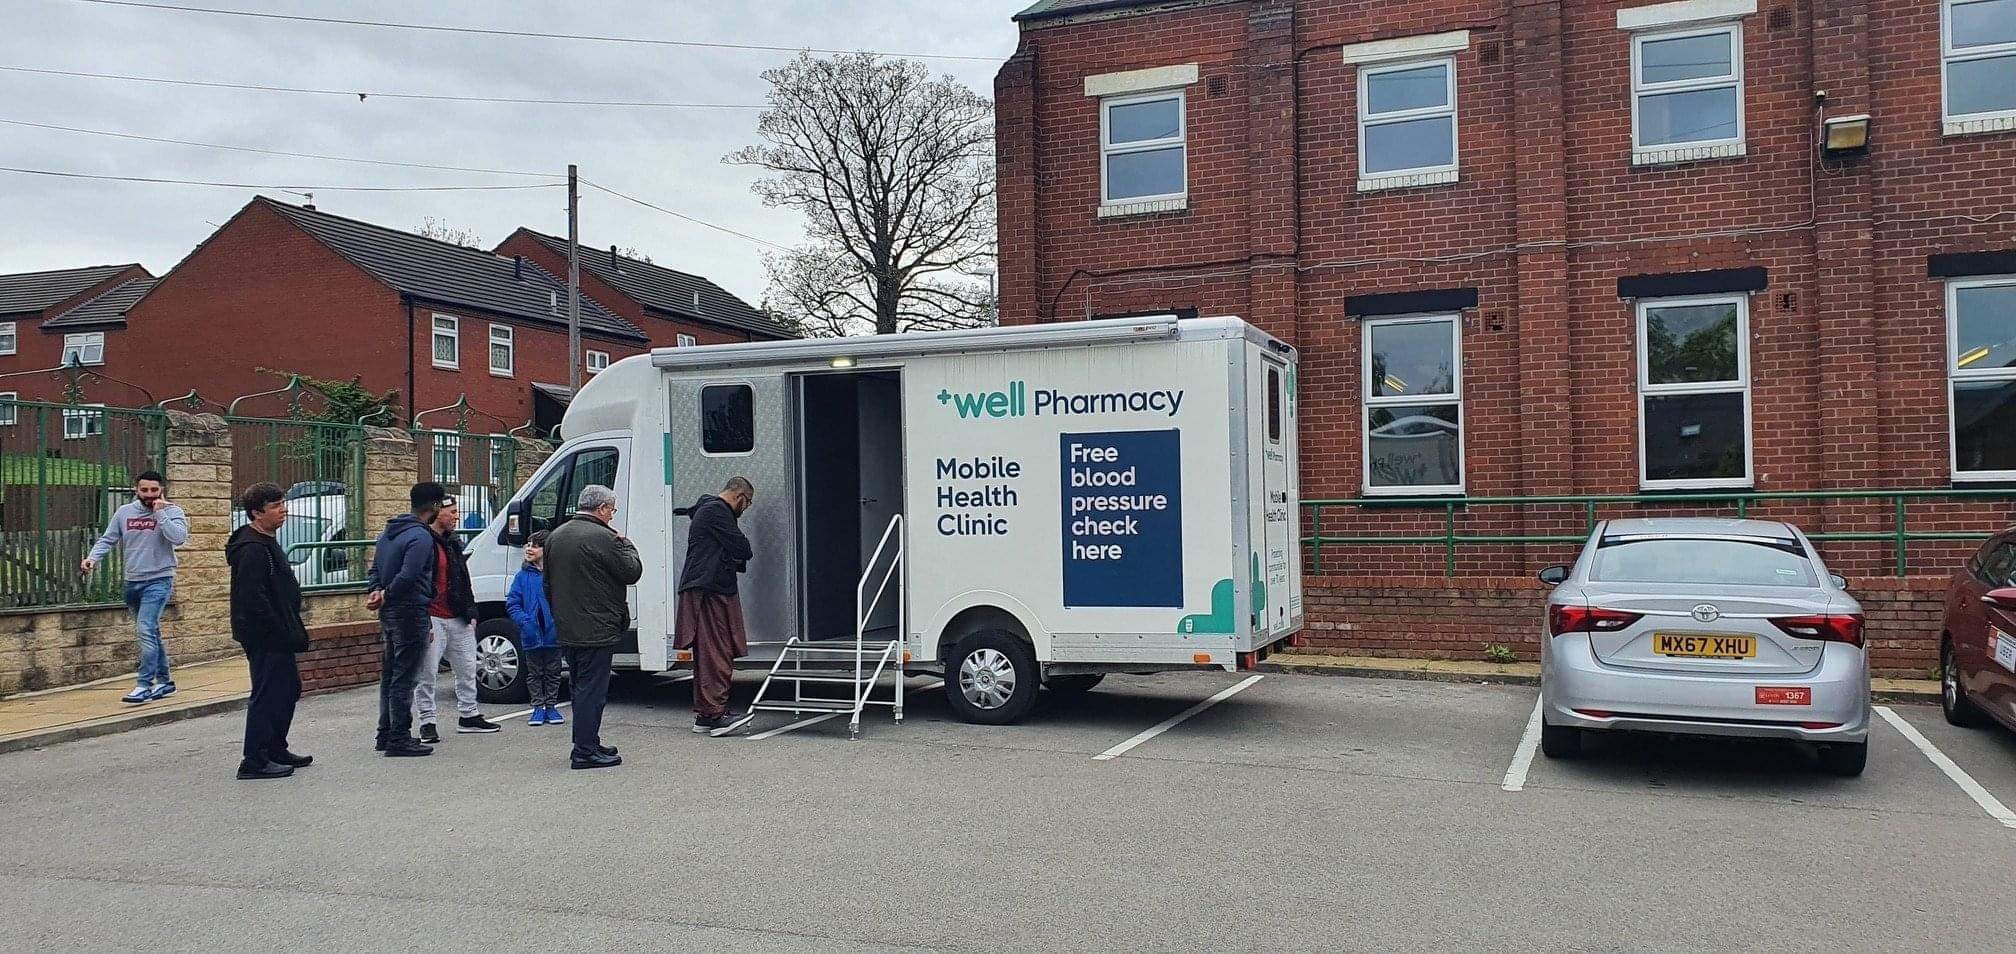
[0, 399, 168, 609]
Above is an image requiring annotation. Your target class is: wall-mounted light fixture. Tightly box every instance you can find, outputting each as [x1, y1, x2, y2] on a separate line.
[830, 355, 857, 369]
[1822, 114, 1871, 158]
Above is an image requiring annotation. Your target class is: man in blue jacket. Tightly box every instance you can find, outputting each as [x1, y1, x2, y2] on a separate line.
[365, 483, 450, 757]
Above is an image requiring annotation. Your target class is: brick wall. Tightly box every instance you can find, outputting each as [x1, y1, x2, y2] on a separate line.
[1303, 574, 1953, 676]
[297, 619, 384, 694]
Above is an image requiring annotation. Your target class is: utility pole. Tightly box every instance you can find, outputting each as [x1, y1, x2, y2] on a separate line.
[567, 163, 582, 395]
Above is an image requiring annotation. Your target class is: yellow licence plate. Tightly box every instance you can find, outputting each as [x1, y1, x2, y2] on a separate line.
[1653, 634, 1756, 659]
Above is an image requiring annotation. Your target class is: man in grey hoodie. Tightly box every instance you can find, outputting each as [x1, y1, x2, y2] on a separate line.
[82, 471, 188, 704]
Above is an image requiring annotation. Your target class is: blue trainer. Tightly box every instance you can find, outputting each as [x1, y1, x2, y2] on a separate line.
[527, 707, 546, 726]
[121, 686, 153, 704]
[149, 682, 177, 700]
[544, 706, 564, 725]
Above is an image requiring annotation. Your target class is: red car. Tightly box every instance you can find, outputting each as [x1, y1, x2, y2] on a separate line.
[1942, 530, 2016, 730]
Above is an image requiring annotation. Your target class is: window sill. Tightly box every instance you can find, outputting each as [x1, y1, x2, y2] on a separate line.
[1360, 488, 1467, 502]
[1636, 482, 1755, 494]
[1357, 169, 1460, 193]
[1098, 196, 1188, 219]
[1945, 114, 2016, 137]
[490, 370, 514, 379]
[1632, 140, 1746, 166]
[432, 364, 460, 372]
[1952, 474, 2016, 487]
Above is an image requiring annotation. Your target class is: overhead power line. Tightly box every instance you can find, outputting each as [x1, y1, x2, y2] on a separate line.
[0, 64, 770, 109]
[582, 179, 793, 252]
[0, 118, 560, 178]
[68, 0, 1002, 62]
[0, 165, 562, 192]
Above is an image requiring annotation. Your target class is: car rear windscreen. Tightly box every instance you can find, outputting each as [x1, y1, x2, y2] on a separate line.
[1592, 538, 1816, 587]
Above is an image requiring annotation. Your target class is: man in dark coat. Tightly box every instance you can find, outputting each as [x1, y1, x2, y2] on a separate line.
[364, 482, 450, 758]
[229, 482, 312, 780]
[676, 477, 755, 736]
[543, 484, 642, 769]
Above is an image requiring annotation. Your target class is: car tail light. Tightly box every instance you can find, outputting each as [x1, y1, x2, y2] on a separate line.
[1770, 614, 1865, 647]
[1549, 605, 1643, 636]
[1572, 708, 1615, 718]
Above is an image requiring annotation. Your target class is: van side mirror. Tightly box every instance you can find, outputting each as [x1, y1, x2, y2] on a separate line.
[1829, 573, 1848, 590]
[1537, 565, 1569, 586]
[501, 498, 530, 547]
[1984, 587, 2016, 611]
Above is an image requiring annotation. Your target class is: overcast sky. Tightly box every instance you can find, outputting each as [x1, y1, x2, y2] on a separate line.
[0, 0, 1026, 305]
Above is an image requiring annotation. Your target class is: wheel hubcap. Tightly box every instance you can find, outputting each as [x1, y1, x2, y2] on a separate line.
[477, 634, 519, 691]
[959, 648, 1017, 710]
[1944, 652, 1958, 709]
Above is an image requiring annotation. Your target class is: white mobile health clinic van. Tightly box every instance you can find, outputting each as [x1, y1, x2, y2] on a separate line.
[462, 315, 1301, 727]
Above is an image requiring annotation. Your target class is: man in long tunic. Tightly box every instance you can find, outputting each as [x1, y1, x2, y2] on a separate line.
[676, 477, 755, 735]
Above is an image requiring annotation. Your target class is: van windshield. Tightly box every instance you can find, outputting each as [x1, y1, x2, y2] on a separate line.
[1592, 537, 1816, 587]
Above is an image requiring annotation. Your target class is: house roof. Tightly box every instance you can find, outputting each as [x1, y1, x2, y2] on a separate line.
[1013, 0, 1237, 23]
[256, 198, 645, 342]
[43, 278, 158, 329]
[514, 229, 794, 340]
[0, 264, 142, 317]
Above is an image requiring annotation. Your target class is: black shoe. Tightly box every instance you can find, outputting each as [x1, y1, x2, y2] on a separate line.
[457, 714, 501, 734]
[236, 761, 295, 780]
[597, 744, 618, 757]
[419, 724, 441, 745]
[692, 714, 727, 734]
[269, 750, 313, 767]
[374, 739, 387, 752]
[383, 740, 434, 758]
[570, 751, 623, 770]
[706, 712, 752, 737]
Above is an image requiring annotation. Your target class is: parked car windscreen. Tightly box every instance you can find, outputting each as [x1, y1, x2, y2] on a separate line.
[276, 515, 329, 566]
[1592, 537, 1817, 587]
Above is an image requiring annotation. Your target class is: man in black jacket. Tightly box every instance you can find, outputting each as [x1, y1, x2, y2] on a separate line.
[675, 477, 755, 735]
[229, 482, 312, 780]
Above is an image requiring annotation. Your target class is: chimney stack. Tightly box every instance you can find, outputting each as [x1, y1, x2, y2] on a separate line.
[513, 255, 524, 280]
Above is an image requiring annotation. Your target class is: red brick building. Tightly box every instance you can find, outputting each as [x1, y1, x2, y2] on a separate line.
[496, 228, 794, 348]
[0, 264, 156, 406]
[995, 0, 2016, 669]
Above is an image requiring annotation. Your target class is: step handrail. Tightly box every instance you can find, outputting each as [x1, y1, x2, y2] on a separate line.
[854, 513, 906, 735]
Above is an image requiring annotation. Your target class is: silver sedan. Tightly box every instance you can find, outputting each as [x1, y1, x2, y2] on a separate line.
[1538, 518, 1871, 776]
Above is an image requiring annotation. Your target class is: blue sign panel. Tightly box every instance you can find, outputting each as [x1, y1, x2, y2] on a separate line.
[1061, 429, 1183, 607]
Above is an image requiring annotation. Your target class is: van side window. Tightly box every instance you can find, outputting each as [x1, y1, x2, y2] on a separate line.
[523, 448, 620, 535]
[1266, 367, 1283, 444]
[702, 384, 755, 455]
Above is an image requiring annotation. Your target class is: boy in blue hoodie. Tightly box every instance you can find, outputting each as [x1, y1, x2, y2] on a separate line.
[507, 530, 564, 725]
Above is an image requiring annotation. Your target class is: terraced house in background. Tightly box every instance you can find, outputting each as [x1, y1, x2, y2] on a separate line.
[993, 0, 2016, 672]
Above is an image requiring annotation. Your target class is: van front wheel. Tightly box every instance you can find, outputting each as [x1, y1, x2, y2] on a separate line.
[474, 619, 528, 705]
[946, 631, 1039, 725]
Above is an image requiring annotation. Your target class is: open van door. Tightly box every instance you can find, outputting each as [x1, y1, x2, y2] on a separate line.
[1256, 353, 1298, 638]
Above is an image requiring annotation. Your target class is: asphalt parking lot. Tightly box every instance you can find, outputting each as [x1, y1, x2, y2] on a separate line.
[4, 671, 2016, 952]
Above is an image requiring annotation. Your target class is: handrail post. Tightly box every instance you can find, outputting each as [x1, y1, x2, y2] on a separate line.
[1310, 504, 1323, 574]
[1894, 495, 1908, 578]
[1444, 502, 1456, 578]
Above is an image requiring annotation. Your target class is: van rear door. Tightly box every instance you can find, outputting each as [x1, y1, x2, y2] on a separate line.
[1258, 354, 1296, 637]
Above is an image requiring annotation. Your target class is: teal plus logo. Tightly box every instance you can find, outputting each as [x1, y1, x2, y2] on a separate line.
[938, 381, 1027, 419]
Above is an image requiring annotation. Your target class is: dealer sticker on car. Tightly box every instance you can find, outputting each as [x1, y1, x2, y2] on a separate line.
[1993, 628, 2016, 674]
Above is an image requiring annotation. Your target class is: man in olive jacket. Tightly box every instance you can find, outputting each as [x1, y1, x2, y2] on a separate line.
[542, 484, 641, 770]
[228, 482, 312, 780]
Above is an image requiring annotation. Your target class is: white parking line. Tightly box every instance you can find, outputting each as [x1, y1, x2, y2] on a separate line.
[1501, 698, 1544, 792]
[1093, 674, 1265, 761]
[748, 680, 944, 740]
[1875, 705, 2016, 831]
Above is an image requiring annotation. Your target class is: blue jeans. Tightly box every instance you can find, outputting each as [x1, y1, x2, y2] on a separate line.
[123, 578, 174, 687]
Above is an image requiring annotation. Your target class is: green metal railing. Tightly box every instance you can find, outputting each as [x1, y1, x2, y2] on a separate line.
[0, 398, 169, 609]
[413, 396, 518, 537]
[1303, 489, 2016, 578]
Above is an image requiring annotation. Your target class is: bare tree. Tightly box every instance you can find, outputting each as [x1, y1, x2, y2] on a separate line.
[416, 216, 482, 248]
[728, 53, 994, 337]
[615, 246, 654, 264]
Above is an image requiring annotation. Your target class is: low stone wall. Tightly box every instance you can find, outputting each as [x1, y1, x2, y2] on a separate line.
[1300, 575, 1955, 678]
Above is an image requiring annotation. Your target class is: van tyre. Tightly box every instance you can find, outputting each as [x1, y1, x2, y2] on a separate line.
[474, 619, 528, 705]
[1540, 721, 1581, 759]
[1816, 740, 1868, 777]
[1045, 673, 1105, 694]
[947, 630, 1039, 725]
[1942, 639, 1987, 728]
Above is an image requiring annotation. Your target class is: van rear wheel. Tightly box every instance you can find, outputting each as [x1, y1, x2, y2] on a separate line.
[474, 620, 528, 705]
[946, 630, 1039, 725]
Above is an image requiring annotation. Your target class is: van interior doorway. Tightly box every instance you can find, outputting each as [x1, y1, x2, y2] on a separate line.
[795, 370, 904, 642]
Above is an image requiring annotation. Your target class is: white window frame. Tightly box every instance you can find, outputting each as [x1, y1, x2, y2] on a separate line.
[61, 332, 105, 367]
[0, 321, 14, 356]
[676, 333, 697, 348]
[488, 323, 514, 377]
[585, 349, 610, 374]
[1944, 0, 2016, 135]
[1362, 314, 1465, 496]
[1357, 56, 1460, 192]
[1098, 88, 1188, 214]
[1948, 276, 2016, 481]
[0, 391, 16, 427]
[62, 403, 105, 440]
[1636, 293, 1753, 490]
[1629, 22, 1746, 165]
[431, 314, 459, 370]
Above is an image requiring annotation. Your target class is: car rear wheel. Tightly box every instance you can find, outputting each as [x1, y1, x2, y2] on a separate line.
[1816, 740, 1867, 777]
[1942, 639, 1987, 728]
[1540, 721, 1582, 759]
